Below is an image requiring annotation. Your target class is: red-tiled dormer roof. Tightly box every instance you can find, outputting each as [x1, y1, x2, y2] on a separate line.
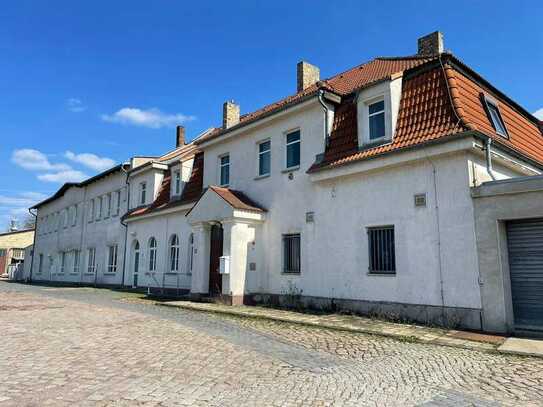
[124, 152, 204, 220]
[208, 186, 266, 213]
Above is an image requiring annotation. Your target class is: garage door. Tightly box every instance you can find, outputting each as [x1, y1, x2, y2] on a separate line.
[507, 218, 543, 331]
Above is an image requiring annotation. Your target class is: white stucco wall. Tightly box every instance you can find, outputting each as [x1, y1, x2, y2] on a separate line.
[31, 170, 128, 286]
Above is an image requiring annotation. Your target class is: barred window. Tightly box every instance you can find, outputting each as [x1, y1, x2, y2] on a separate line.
[367, 226, 396, 274]
[283, 234, 301, 274]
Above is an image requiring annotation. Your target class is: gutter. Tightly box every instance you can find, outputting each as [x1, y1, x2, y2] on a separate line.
[27, 208, 37, 283]
[318, 90, 330, 148]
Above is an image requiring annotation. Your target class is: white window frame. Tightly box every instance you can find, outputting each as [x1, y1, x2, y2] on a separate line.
[105, 193, 112, 218]
[482, 95, 509, 138]
[140, 182, 147, 206]
[72, 205, 78, 226]
[96, 197, 102, 221]
[73, 250, 80, 274]
[174, 170, 181, 195]
[367, 99, 386, 141]
[107, 244, 118, 273]
[87, 248, 96, 274]
[169, 234, 180, 272]
[114, 190, 121, 216]
[148, 237, 157, 272]
[219, 154, 230, 187]
[88, 200, 95, 223]
[285, 130, 301, 170]
[257, 139, 271, 177]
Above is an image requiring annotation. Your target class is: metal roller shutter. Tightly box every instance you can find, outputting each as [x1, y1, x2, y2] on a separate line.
[506, 218, 543, 331]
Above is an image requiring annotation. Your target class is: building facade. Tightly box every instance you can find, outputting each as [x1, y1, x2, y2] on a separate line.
[30, 32, 543, 334]
[0, 228, 34, 277]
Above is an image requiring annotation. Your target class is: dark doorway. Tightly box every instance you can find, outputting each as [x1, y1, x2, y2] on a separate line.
[209, 224, 224, 295]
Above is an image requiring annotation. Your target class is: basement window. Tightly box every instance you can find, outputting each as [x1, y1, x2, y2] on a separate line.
[483, 95, 508, 138]
[283, 233, 301, 274]
[367, 226, 396, 274]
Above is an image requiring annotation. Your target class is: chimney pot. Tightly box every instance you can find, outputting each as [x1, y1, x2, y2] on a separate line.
[223, 100, 240, 129]
[297, 61, 320, 93]
[418, 31, 444, 56]
[176, 126, 185, 148]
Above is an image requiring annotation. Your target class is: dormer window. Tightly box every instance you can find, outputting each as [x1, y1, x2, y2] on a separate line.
[483, 95, 508, 137]
[174, 170, 181, 195]
[139, 182, 147, 205]
[368, 100, 385, 140]
[219, 154, 230, 186]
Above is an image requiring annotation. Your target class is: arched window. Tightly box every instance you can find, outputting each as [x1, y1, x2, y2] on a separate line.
[148, 237, 157, 272]
[187, 233, 194, 274]
[170, 234, 179, 272]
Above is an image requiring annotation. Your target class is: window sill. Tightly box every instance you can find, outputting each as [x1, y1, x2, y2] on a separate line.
[254, 174, 270, 180]
[281, 272, 301, 276]
[69, 273, 80, 276]
[282, 166, 300, 174]
[83, 272, 95, 275]
[103, 272, 116, 276]
[367, 272, 396, 277]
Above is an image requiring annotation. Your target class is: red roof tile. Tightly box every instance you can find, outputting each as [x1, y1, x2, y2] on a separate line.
[208, 186, 266, 213]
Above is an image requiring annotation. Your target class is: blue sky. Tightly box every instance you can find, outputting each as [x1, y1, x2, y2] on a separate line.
[1, 0, 542, 230]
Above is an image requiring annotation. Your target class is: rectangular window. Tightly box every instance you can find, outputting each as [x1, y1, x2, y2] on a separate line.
[483, 97, 508, 137]
[38, 254, 43, 273]
[88, 200, 94, 223]
[368, 226, 396, 274]
[63, 209, 68, 228]
[286, 130, 300, 169]
[174, 170, 181, 195]
[106, 193, 111, 218]
[72, 205, 78, 226]
[258, 140, 271, 176]
[73, 250, 80, 274]
[283, 234, 301, 274]
[368, 100, 385, 140]
[140, 182, 147, 205]
[87, 248, 96, 273]
[60, 252, 66, 273]
[220, 155, 230, 186]
[107, 245, 118, 273]
[96, 197, 102, 220]
[114, 190, 121, 215]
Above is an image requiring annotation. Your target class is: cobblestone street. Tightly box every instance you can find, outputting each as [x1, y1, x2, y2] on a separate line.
[0, 282, 542, 406]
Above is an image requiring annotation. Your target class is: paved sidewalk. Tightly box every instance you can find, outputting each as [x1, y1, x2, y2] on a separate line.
[159, 300, 507, 353]
[498, 337, 543, 358]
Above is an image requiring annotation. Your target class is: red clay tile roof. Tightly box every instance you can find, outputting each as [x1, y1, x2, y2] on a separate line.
[196, 56, 434, 145]
[310, 55, 543, 172]
[208, 186, 266, 213]
[124, 152, 205, 220]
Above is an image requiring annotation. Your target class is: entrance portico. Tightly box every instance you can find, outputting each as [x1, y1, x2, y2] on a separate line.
[186, 186, 266, 304]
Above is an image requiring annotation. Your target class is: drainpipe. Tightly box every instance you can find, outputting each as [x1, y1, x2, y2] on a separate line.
[318, 89, 330, 148]
[485, 137, 496, 181]
[27, 208, 37, 283]
[120, 164, 130, 289]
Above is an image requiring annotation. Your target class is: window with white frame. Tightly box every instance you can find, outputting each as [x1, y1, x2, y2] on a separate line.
[63, 209, 69, 228]
[73, 250, 80, 274]
[174, 170, 181, 195]
[114, 190, 121, 215]
[258, 140, 271, 176]
[60, 252, 66, 273]
[282, 233, 301, 274]
[72, 205, 78, 226]
[368, 100, 385, 141]
[367, 226, 396, 274]
[87, 248, 96, 273]
[106, 193, 111, 218]
[96, 197, 102, 220]
[139, 182, 147, 205]
[88, 200, 94, 223]
[285, 130, 300, 169]
[170, 234, 179, 272]
[219, 154, 230, 186]
[107, 245, 118, 273]
[148, 237, 157, 272]
[482, 96, 508, 137]
[187, 233, 194, 274]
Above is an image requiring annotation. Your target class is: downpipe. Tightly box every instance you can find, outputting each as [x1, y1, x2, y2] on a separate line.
[485, 137, 496, 181]
[318, 89, 329, 148]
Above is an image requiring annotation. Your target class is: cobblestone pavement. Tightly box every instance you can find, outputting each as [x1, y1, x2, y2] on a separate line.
[0, 283, 542, 406]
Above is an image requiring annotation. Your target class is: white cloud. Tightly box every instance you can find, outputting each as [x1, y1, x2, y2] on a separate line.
[101, 107, 195, 128]
[64, 151, 115, 172]
[0, 193, 46, 207]
[533, 108, 543, 120]
[67, 98, 86, 113]
[37, 170, 88, 183]
[11, 149, 71, 172]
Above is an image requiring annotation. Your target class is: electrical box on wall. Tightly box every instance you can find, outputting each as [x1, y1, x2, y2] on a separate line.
[219, 256, 230, 274]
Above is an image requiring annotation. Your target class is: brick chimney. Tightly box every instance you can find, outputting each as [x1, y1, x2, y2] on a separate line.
[418, 31, 444, 56]
[223, 100, 240, 129]
[297, 61, 320, 93]
[176, 125, 185, 148]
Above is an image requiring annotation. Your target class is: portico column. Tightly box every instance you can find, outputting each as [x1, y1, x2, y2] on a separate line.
[222, 220, 253, 305]
[190, 222, 211, 296]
